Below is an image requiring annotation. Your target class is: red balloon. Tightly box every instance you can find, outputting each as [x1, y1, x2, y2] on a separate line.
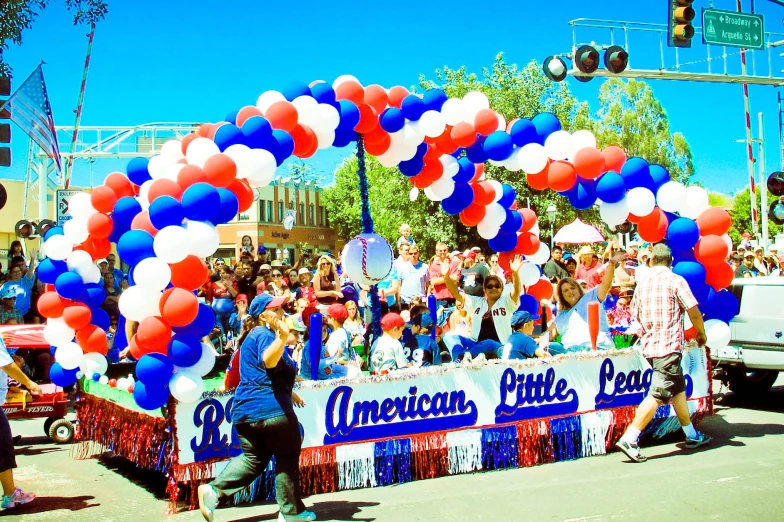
[602, 146, 627, 173]
[706, 262, 734, 291]
[236, 105, 263, 127]
[160, 288, 199, 327]
[460, 203, 486, 226]
[335, 80, 365, 105]
[207, 122, 227, 140]
[129, 335, 145, 360]
[170, 255, 209, 291]
[387, 86, 410, 109]
[364, 133, 391, 156]
[572, 148, 606, 180]
[104, 172, 134, 199]
[136, 316, 172, 355]
[290, 124, 317, 158]
[497, 251, 514, 272]
[81, 237, 112, 260]
[364, 84, 389, 114]
[472, 163, 485, 183]
[203, 154, 237, 188]
[108, 378, 117, 388]
[518, 208, 538, 233]
[364, 125, 389, 145]
[695, 235, 730, 267]
[506, 118, 520, 133]
[637, 208, 668, 242]
[63, 304, 93, 330]
[355, 104, 379, 134]
[181, 133, 198, 154]
[420, 158, 444, 182]
[131, 210, 158, 236]
[87, 213, 113, 239]
[37, 292, 68, 318]
[471, 182, 495, 206]
[434, 127, 459, 154]
[90, 186, 118, 214]
[515, 233, 541, 256]
[265, 101, 299, 132]
[474, 109, 499, 136]
[548, 161, 577, 192]
[228, 179, 254, 213]
[76, 325, 108, 356]
[528, 279, 554, 302]
[450, 122, 477, 148]
[696, 207, 732, 236]
[627, 212, 643, 224]
[177, 164, 208, 189]
[410, 173, 435, 189]
[148, 179, 184, 202]
[196, 124, 213, 138]
[527, 162, 550, 191]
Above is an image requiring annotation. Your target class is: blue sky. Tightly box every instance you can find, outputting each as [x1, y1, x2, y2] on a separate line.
[3, 0, 784, 194]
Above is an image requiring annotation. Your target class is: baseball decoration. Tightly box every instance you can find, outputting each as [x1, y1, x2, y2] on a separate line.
[341, 233, 393, 286]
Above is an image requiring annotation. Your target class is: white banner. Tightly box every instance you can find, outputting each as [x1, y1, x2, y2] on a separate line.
[175, 347, 710, 466]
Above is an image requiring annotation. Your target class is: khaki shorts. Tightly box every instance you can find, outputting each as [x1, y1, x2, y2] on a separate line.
[646, 352, 686, 403]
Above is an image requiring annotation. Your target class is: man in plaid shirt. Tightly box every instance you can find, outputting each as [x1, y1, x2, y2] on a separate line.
[616, 244, 711, 463]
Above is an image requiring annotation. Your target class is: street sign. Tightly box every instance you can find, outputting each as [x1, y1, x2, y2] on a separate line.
[56, 189, 81, 226]
[702, 8, 765, 50]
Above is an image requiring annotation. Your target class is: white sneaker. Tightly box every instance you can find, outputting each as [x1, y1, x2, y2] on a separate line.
[198, 484, 218, 522]
[474, 353, 487, 364]
[462, 353, 473, 363]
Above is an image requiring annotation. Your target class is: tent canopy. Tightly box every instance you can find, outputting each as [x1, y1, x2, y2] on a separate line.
[552, 218, 605, 244]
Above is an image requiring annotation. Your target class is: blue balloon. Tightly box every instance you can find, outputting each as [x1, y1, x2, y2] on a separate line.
[214, 188, 239, 224]
[182, 183, 220, 222]
[620, 157, 655, 190]
[500, 209, 524, 234]
[50, 362, 78, 387]
[667, 218, 700, 250]
[499, 184, 517, 208]
[82, 283, 106, 309]
[133, 381, 170, 411]
[117, 230, 155, 267]
[595, 171, 626, 203]
[518, 294, 540, 315]
[168, 334, 203, 368]
[149, 196, 184, 230]
[110, 197, 142, 243]
[649, 164, 670, 189]
[43, 226, 64, 241]
[483, 131, 513, 161]
[224, 109, 238, 125]
[37, 258, 68, 284]
[531, 112, 561, 144]
[282, 81, 311, 101]
[673, 261, 707, 293]
[465, 138, 488, 164]
[697, 285, 716, 308]
[172, 303, 215, 338]
[568, 178, 597, 211]
[672, 247, 696, 264]
[488, 231, 518, 253]
[337, 101, 360, 131]
[422, 89, 448, 112]
[241, 116, 274, 149]
[415, 142, 428, 158]
[604, 293, 619, 310]
[399, 156, 424, 177]
[214, 124, 245, 151]
[271, 130, 294, 166]
[127, 157, 152, 186]
[55, 272, 84, 300]
[310, 83, 336, 104]
[454, 158, 476, 183]
[441, 183, 473, 215]
[91, 307, 110, 330]
[332, 127, 357, 147]
[136, 353, 174, 388]
[380, 108, 405, 133]
[401, 95, 425, 121]
[510, 119, 539, 147]
[713, 290, 740, 323]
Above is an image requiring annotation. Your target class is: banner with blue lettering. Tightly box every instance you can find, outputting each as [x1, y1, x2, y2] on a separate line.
[175, 347, 710, 467]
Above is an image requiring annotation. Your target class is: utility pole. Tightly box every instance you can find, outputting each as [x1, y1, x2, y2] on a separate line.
[739, 0, 760, 240]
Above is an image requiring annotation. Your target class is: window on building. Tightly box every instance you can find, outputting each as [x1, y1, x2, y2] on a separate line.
[319, 206, 326, 227]
[325, 207, 329, 227]
[298, 203, 305, 225]
[265, 201, 273, 223]
[309, 204, 315, 225]
[277, 202, 283, 222]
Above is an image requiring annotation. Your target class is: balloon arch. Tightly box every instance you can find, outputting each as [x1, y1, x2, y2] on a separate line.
[36, 75, 737, 410]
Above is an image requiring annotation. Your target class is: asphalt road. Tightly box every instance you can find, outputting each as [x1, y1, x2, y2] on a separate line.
[3, 378, 784, 522]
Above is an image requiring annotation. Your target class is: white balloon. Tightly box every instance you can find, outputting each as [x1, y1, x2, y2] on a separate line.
[292, 95, 320, 126]
[571, 130, 597, 152]
[161, 139, 185, 160]
[163, 163, 185, 183]
[496, 113, 507, 133]
[544, 130, 575, 161]
[185, 221, 220, 258]
[486, 180, 504, 203]
[656, 181, 687, 214]
[483, 203, 507, 227]
[188, 342, 217, 377]
[153, 226, 190, 264]
[170, 369, 206, 403]
[409, 188, 420, 201]
[462, 91, 490, 120]
[44, 322, 76, 347]
[600, 198, 630, 227]
[44, 235, 73, 261]
[314, 127, 336, 150]
[526, 243, 551, 265]
[518, 143, 548, 173]
[68, 192, 97, 220]
[246, 149, 277, 186]
[402, 121, 425, 146]
[627, 187, 656, 217]
[116, 377, 128, 391]
[440, 155, 460, 178]
[133, 257, 172, 291]
[375, 149, 399, 168]
[721, 233, 733, 253]
[138, 180, 154, 208]
[332, 75, 361, 89]
[118, 286, 162, 322]
[147, 153, 177, 180]
[224, 144, 254, 180]
[318, 103, 340, 130]
[704, 319, 731, 350]
[99, 375, 109, 385]
[680, 186, 710, 219]
[63, 218, 89, 245]
[82, 264, 102, 284]
[419, 110, 446, 138]
[256, 90, 286, 113]
[185, 138, 220, 168]
[518, 262, 541, 286]
[529, 223, 541, 236]
[54, 342, 84, 371]
[440, 98, 466, 126]
[66, 250, 93, 275]
[476, 220, 500, 240]
[502, 149, 522, 172]
[80, 352, 108, 376]
[426, 175, 455, 201]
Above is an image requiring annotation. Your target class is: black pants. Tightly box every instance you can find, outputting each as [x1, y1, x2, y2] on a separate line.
[211, 412, 304, 516]
[0, 408, 17, 473]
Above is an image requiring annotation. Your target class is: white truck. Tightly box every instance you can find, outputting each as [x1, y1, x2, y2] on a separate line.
[711, 278, 784, 396]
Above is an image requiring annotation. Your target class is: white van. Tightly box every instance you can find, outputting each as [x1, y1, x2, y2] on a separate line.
[712, 278, 784, 396]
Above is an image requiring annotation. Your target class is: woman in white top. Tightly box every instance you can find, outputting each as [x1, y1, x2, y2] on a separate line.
[548, 252, 626, 352]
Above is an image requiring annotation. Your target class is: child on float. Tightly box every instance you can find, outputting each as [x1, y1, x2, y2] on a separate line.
[404, 312, 441, 367]
[297, 306, 349, 381]
[324, 303, 363, 376]
[369, 313, 412, 374]
[499, 311, 565, 360]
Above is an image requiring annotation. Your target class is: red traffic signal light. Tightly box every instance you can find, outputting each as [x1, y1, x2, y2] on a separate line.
[669, 0, 695, 48]
[767, 171, 784, 197]
[605, 46, 628, 74]
[574, 45, 600, 74]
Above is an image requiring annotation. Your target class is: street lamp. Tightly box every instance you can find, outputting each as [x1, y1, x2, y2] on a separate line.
[546, 203, 557, 249]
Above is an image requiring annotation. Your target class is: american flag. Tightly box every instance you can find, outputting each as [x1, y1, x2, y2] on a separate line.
[0, 64, 62, 174]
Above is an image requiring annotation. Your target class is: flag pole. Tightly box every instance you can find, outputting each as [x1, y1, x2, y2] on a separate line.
[64, 24, 96, 189]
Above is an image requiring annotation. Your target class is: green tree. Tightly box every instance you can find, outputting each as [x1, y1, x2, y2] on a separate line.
[0, 0, 108, 78]
[728, 187, 782, 247]
[593, 78, 694, 184]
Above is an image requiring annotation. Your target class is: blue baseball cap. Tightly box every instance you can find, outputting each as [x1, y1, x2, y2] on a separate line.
[258, 246, 267, 254]
[511, 310, 540, 328]
[410, 312, 434, 329]
[249, 293, 287, 316]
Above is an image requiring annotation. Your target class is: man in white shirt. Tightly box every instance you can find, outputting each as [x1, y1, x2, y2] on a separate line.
[398, 245, 430, 308]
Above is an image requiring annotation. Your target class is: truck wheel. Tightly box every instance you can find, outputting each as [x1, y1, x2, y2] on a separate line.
[727, 369, 779, 396]
[43, 417, 55, 436]
[48, 418, 75, 444]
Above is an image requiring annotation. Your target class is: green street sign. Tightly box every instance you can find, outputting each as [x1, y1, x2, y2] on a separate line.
[702, 8, 765, 50]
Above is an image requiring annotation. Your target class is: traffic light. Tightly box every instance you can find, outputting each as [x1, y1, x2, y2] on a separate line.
[574, 45, 600, 74]
[767, 171, 784, 197]
[543, 56, 568, 82]
[669, 0, 696, 48]
[605, 46, 629, 74]
[0, 75, 9, 168]
[13, 219, 56, 239]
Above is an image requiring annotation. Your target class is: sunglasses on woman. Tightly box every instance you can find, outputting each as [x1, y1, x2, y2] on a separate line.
[272, 272, 282, 277]
[485, 283, 502, 290]
[320, 262, 330, 267]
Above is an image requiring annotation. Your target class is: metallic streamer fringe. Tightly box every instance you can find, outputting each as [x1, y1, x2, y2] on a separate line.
[550, 416, 583, 462]
[447, 430, 483, 475]
[481, 425, 518, 470]
[374, 439, 412, 486]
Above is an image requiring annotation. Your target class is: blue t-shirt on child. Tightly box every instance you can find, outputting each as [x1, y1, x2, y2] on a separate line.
[405, 334, 442, 366]
[497, 331, 538, 360]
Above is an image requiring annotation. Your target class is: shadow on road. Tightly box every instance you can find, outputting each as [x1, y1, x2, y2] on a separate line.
[228, 500, 380, 522]
[3, 495, 98, 515]
[97, 454, 169, 500]
[714, 383, 784, 414]
[15, 444, 67, 457]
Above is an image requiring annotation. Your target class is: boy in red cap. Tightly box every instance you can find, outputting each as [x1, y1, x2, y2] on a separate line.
[370, 313, 411, 374]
